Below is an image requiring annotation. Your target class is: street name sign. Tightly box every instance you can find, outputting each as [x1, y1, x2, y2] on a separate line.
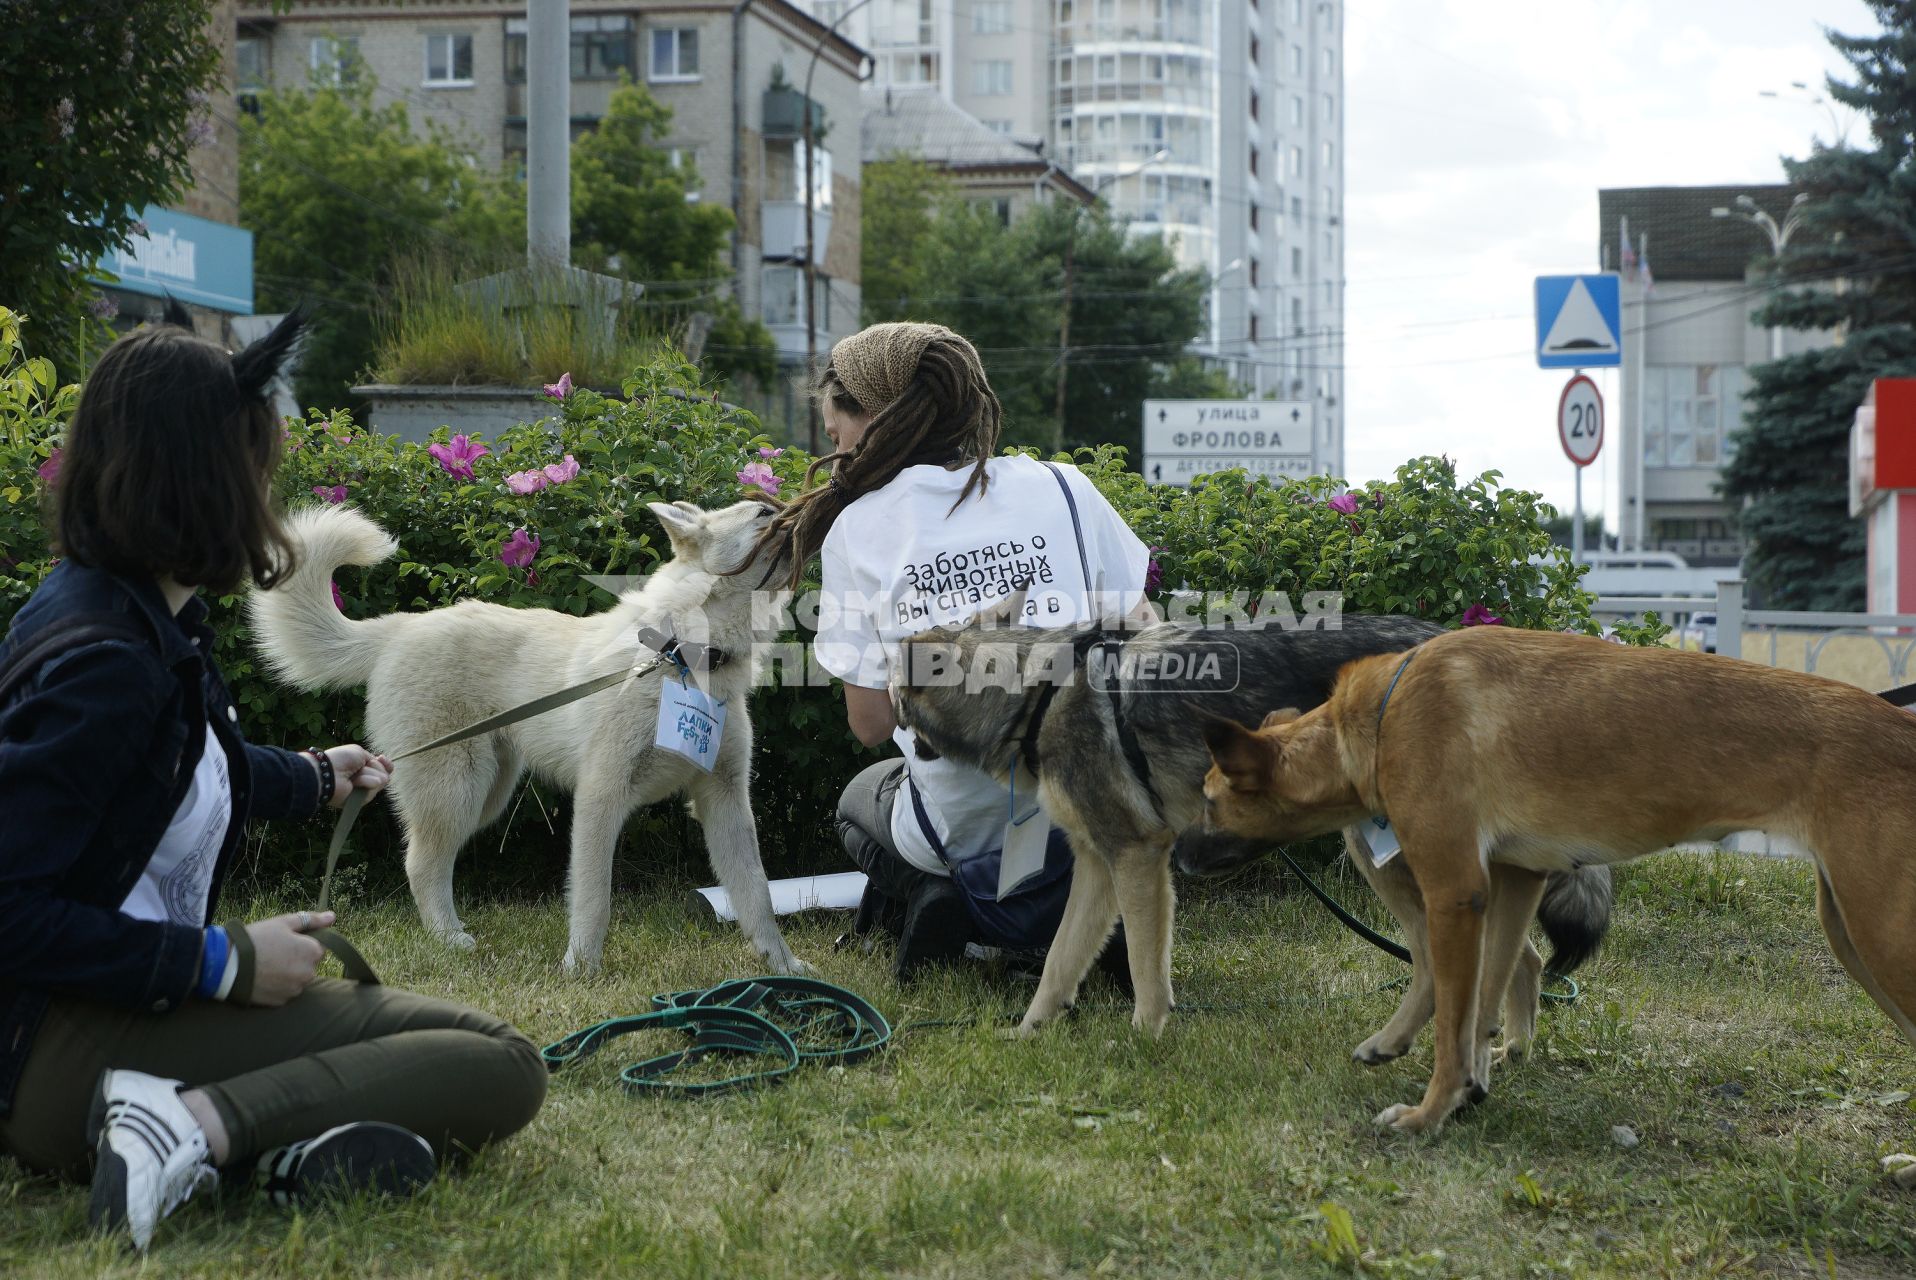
[1141, 399, 1316, 486]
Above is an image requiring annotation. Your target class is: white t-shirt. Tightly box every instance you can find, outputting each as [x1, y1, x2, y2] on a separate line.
[814, 456, 1150, 874]
[121, 721, 230, 926]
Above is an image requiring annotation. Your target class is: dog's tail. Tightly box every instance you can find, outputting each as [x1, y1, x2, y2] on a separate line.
[247, 505, 400, 690]
[1538, 864, 1612, 975]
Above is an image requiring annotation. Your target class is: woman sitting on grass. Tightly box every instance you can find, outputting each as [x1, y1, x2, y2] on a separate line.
[0, 313, 547, 1252]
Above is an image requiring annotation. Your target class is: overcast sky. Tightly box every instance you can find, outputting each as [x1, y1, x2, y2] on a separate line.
[1342, 0, 1878, 525]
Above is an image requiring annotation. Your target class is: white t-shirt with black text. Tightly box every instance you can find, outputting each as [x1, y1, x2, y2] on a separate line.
[814, 456, 1149, 874]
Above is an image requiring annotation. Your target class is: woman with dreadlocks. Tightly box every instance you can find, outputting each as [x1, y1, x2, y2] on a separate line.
[0, 314, 546, 1251]
[747, 322, 1152, 981]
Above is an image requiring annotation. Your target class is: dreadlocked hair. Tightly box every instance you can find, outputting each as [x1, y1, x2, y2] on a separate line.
[741, 325, 1003, 590]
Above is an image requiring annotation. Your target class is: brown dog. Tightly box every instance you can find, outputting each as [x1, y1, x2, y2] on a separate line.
[1173, 626, 1916, 1135]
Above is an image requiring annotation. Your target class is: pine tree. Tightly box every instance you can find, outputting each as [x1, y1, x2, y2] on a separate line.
[1722, 0, 1916, 609]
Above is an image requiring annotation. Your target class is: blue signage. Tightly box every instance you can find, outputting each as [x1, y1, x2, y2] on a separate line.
[1534, 273, 1621, 369]
[91, 205, 254, 314]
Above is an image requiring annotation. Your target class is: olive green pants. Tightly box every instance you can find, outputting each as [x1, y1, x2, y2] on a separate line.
[0, 979, 547, 1181]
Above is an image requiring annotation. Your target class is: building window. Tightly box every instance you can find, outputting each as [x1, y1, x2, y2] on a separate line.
[1290, 95, 1302, 127]
[1288, 145, 1301, 176]
[1248, 143, 1258, 176]
[1291, 247, 1302, 278]
[972, 59, 1012, 96]
[237, 34, 268, 90]
[507, 16, 638, 83]
[309, 35, 360, 86]
[972, 1, 1013, 34]
[1291, 195, 1302, 220]
[1249, 89, 1259, 121]
[650, 27, 700, 81]
[1096, 54, 1116, 82]
[1323, 92, 1335, 122]
[667, 147, 702, 192]
[1249, 34, 1259, 64]
[1324, 48, 1336, 74]
[981, 119, 1014, 134]
[1293, 44, 1303, 75]
[815, 0, 845, 25]
[1293, 0, 1304, 22]
[1249, 313, 1259, 343]
[1249, 258, 1260, 287]
[1291, 297, 1303, 334]
[424, 33, 474, 86]
[1644, 365, 1745, 467]
[1322, 141, 1334, 169]
[1249, 203, 1259, 232]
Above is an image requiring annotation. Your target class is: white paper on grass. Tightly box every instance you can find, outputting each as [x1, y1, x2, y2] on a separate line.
[692, 871, 870, 921]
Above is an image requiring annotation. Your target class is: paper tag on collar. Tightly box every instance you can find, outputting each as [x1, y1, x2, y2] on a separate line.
[655, 679, 726, 771]
[1354, 816, 1401, 868]
[998, 765, 1050, 897]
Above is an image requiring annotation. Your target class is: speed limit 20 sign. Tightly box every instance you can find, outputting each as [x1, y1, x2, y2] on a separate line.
[1558, 374, 1603, 467]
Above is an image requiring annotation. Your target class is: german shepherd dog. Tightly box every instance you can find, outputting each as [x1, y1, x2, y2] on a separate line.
[248, 501, 806, 976]
[1177, 625, 1916, 1136]
[891, 604, 1612, 1042]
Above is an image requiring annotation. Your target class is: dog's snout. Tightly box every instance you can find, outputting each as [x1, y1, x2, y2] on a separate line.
[1172, 827, 1268, 877]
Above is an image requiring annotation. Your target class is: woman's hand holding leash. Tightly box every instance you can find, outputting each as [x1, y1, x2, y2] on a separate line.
[313, 745, 394, 809]
[241, 910, 336, 1006]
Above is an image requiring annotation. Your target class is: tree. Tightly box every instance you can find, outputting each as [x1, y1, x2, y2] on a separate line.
[860, 158, 1233, 458]
[0, 0, 221, 365]
[570, 79, 773, 390]
[1721, 1, 1916, 609]
[239, 65, 518, 409]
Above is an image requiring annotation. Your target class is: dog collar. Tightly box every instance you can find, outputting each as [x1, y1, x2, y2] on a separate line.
[632, 623, 731, 673]
[1376, 648, 1417, 731]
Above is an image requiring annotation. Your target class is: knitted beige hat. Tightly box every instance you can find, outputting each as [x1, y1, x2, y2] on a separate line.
[828, 322, 968, 414]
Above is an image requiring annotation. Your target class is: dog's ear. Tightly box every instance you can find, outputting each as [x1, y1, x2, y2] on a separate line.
[671, 500, 702, 514]
[1200, 717, 1277, 790]
[972, 578, 1032, 631]
[647, 501, 703, 545]
[1259, 707, 1302, 730]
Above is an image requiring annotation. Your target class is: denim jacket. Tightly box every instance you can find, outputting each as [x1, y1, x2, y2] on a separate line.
[0, 560, 325, 1114]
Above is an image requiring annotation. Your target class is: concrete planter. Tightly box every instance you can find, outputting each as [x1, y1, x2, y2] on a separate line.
[350, 384, 562, 443]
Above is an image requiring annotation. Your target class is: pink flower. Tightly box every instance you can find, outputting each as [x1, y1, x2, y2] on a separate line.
[36, 448, 62, 486]
[1461, 604, 1505, 627]
[506, 470, 547, 495]
[542, 454, 580, 486]
[737, 461, 782, 497]
[542, 372, 574, 401]
[1328, 493, 1359, 515]
[428, 434, 489, 481]
[1144, 557, 1164, 595]
[500, 528, 540, 569]
[312, 484, 348, 504]
[757, 446, 784, 459]
[330, 581, 345, 612]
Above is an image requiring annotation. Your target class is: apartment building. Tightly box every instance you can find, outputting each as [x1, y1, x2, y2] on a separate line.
[799, 0, 1346, 474]
[235, 1, 866, 372]
[862, 88, 1095, 224]
[1596, 184, 1837, 566]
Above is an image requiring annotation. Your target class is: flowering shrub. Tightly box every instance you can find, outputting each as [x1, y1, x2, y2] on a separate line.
[1, 336, 1625, 891]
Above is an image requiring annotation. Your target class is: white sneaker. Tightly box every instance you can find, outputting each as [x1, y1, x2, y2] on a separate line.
[86, 1069, 218, 1251]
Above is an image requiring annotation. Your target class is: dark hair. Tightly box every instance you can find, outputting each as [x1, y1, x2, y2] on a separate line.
[743, 334, 1003, 590]
[50, 312, 305, 594]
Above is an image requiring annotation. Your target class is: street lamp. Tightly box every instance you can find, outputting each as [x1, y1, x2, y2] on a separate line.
[1711, 192, 1811, 359]
[803, 0, 873, 452]
[1208, 256, 1242, 356]
[1055, 149, 1170, 437]
[1758, 83, 1851, 147]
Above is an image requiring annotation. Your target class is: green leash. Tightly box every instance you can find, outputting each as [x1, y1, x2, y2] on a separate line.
[542, 976, 893, 1098]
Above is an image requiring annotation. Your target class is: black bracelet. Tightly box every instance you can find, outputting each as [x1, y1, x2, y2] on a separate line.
[305, 748, 335, 809]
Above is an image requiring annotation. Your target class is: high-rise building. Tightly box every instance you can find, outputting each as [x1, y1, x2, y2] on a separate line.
[800, 0, 1345, 473]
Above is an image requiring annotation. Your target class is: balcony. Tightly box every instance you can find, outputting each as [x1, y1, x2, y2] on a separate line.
[762, 87, 825, 140]
[761, 201, 831, 265]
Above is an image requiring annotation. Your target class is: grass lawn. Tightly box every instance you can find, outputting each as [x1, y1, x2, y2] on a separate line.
[3, 850, 1912, 1278]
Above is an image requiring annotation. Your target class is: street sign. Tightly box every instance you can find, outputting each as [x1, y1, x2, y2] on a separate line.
[1558, 374, 1603, 467]
[1141, 399, 1316, 486]
[1534, 274, 1622, 369]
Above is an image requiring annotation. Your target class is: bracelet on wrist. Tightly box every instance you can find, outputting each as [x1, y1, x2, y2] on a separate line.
[305, 748, 335, 808]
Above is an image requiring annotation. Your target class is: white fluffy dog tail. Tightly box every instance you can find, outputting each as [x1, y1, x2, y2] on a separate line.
[248, 505, 400, 690]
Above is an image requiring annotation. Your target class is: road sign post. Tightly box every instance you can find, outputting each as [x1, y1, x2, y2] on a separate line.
[1141, 399, 1316, 486]
[1558, 372, 1604, 564]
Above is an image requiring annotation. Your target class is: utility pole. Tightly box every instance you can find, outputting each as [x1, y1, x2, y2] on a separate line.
[526, 0, 570, 265]
[803, 0, 871, 453]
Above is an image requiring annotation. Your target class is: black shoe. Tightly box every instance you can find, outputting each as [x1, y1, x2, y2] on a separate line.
[895, 877, 973, 982]
[257, 1122, 436, 1209]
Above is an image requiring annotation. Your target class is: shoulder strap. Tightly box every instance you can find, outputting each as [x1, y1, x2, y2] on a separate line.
[0, 612, 156, 711]
[1883, 681, 1916, 709]
[1039, 461, 1093, 599]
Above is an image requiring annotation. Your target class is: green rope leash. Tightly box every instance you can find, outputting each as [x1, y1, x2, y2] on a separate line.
[542, 976, 893, 1097]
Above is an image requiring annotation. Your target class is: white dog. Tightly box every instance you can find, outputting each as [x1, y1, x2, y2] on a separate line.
[247, 499, 803, 975]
